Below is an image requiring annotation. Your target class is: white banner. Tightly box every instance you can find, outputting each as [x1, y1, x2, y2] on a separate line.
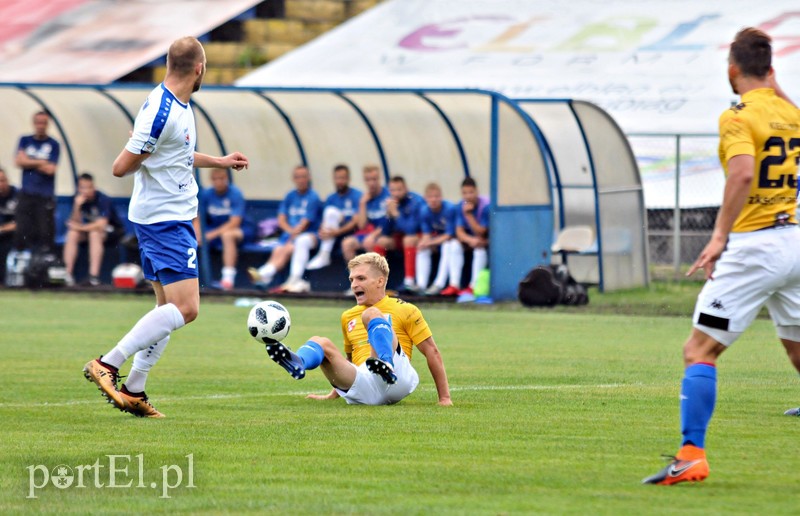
[238, 0, 800, 134]
[0, 0, 261, 84]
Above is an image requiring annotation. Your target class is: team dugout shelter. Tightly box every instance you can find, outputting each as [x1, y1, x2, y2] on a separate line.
[0, 84, 648, 298]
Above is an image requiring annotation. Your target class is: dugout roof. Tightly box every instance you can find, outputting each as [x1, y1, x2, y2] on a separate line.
[0, 84, 648, 294]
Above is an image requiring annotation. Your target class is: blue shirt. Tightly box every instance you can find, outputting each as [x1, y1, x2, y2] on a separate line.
[200, 184, 247, 231]
[79, 190, 124, 232]
[17, 135, 60, 197]
[385, 192, 425, 235]
[279, 189, 323, 232]
[324, 187, 362, 224]
[457, 195, 491, 236]
[420, 200, 457, 237]
[365, 187, 390, 231]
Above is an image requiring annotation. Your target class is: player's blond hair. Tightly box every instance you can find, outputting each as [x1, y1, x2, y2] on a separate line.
[348, 252, 389, 279]
[363, 164, 381, 175]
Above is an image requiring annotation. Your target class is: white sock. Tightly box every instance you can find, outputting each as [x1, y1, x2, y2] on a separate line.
[258, 263, 277, 283]
[471, 247, 488, 288]
[318, 240, 334, 255]
[221, 266, 236, 283]
[102, 304, 185, 368]
[433, 241, 453, 288]
[290, 233, 315, 279]
[416, 248, 432, 288]
[448, 241, 465, 288]
[320, 206, 342, 254]
[125, 335, 170, 393]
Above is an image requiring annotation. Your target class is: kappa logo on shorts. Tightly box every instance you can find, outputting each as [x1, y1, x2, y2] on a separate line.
[709, 299, 724, 310]
[347, 319, 357, 332]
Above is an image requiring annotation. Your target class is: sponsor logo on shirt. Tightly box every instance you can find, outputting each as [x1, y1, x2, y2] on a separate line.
[25, 143, 53, 160]
[178, 176, 194, 193]
[347, 319, 357, 332]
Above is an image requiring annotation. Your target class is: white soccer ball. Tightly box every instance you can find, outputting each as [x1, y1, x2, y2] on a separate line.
[247, 300, 291, 344]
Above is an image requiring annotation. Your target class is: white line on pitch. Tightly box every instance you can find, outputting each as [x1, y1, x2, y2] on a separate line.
[0, 383, 640, 409]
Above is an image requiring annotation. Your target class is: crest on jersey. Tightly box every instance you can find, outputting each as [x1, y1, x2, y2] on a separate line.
[347, 319, 357, 332]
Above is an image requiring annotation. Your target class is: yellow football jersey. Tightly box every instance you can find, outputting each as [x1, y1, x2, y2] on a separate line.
[718, 88, 800, 232]
[340, 296, 432, 366]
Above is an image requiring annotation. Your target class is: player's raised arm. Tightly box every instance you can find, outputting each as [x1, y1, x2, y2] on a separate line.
[416, 336, 452, 406]
[193, 151, 249, 170]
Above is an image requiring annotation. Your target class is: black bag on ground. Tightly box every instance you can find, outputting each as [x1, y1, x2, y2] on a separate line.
[518, 264, 588, 307]
[24, 252, 67, 288]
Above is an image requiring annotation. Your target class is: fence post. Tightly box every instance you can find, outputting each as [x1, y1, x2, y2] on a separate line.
[673, 134, 682, 277]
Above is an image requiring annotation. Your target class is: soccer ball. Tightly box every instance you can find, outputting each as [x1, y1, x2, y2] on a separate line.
[247, 300, 291, 344]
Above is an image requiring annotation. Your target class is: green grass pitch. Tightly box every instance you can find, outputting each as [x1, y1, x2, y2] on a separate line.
[1, 289, 800, 514]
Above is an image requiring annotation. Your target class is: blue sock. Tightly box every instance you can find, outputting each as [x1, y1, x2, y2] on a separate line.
[367, 317, 394, 366]
[680, 363, 717, 449]
[296, 341, 324, 370]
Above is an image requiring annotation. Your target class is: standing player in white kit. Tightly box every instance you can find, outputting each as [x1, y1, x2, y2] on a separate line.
[82, 36, 249, 418]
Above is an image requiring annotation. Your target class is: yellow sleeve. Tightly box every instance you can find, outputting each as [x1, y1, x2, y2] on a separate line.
[719, 109, 754, 163]
[341, 312, 352, 354]
[403, 304, 432, 346]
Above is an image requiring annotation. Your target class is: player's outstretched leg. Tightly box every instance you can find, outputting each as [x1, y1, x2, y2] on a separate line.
[82, 358, 125, 409]
[365, 357, 397, 385]
[266, 340, 324, 380]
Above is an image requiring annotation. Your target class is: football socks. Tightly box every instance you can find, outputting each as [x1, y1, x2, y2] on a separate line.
[403, 246, 417, 283]
[289, 233, 315, 279]
[367, 317, 394, 366]
[126, 335, 171, 392]
[416, 247, 432, 289]
[296, 340, 324, 370]
[680, 362, 717, 449]
[102, 303, 185, 368]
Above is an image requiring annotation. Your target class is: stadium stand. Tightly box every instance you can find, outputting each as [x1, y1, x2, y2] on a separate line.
[147, 0, 385, 86]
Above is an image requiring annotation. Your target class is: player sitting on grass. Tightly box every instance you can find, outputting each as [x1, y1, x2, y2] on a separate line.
[265, 252, 453, 406]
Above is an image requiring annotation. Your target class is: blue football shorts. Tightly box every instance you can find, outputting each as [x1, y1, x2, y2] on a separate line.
[134, 220, 199, 286]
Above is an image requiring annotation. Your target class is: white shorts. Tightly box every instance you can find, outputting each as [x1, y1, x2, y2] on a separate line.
[334, 350, 419, 405]
[693, 226, 800, 346]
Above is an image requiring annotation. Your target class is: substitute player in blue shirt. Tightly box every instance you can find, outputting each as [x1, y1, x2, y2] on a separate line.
[454, 177, 490, 299]
[195, 168, 256, 290]
[416, 182, 460, 296]
[307, 164, 362, 271]
[62, 173, 124, 287]
[378, 175, 425, 292]
[248, 165, 323, 293]
[83, 37, 249, 418]
[342, 164, 390, 264]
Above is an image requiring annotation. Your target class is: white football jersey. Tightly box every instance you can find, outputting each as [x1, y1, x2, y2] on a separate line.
[126, 84, 198, 224]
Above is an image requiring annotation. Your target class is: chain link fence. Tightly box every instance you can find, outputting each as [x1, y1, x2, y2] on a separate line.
[627, 133, 723, 277]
